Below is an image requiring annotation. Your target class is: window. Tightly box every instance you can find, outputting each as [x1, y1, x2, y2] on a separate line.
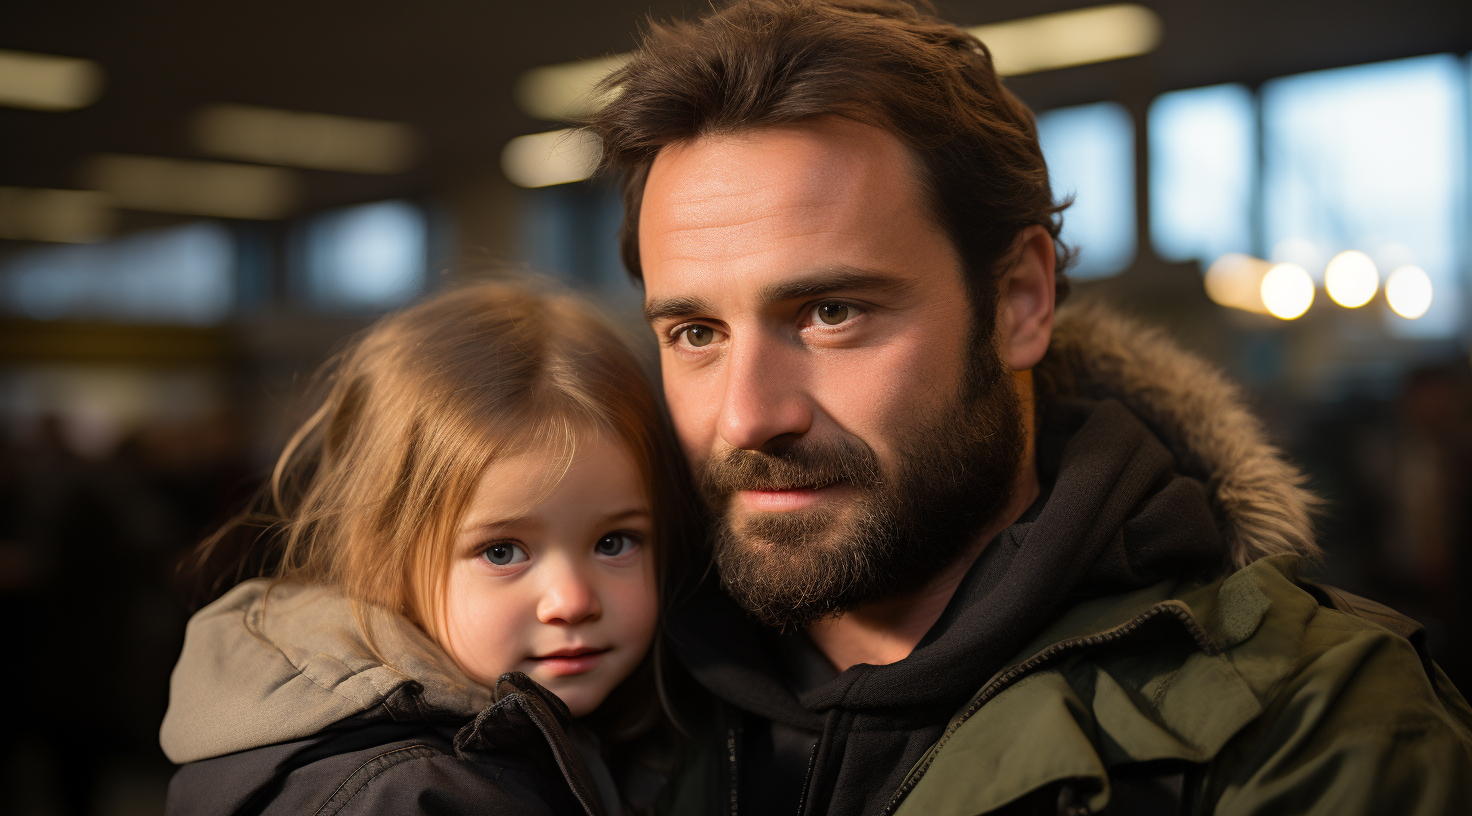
[1261, 54, 1466, 337]
[518, 182, 642, 319]
[1149, 84, 1256, 266]
[0, 221, 233, 324]
[302, 199, 426, 311]
[1037, 101, 1137, 280]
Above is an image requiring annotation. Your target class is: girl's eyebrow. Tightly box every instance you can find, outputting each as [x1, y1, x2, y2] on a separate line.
[458, 506, 651, 536]
[601, 507, 653, 525]
[457, 518, 522, 537]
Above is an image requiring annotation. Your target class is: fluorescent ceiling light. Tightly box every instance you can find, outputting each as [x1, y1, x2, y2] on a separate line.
[0, 187, 114, 243]
[1204, 253, 1272, 315]
[0, 49, 104, 111]
[501, 129, 601, 188]
[191, 104, 417, 174]
[512, 4, 1161, 121]
[516, 54, 630, 122]
[969, 4, 1163, 76]
[80, 154, 300, 220]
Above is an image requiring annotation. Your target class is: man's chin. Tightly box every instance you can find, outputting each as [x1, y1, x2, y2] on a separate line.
[722, 503, 848, 547]
[713, 511, 884, 629]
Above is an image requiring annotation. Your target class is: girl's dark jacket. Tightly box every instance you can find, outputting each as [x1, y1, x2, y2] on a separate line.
[160, 580, 619, 816]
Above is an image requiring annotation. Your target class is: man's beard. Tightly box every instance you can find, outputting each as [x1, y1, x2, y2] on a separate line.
[697, 343, 1026, 630]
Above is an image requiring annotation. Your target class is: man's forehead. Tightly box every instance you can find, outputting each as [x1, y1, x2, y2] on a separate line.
[642, 120, 922, 228]
[637, 119, 939, 299]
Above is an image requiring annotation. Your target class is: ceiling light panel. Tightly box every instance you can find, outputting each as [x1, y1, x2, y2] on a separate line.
[0, 187, 114, 243]
[0, 49, 104, 112]
[511, 4, 1162, 121]
[515, 54, 630, 122]
[81, 154, 300, 220]
[970, 4, 1163, 76]
[501, 129, 601, 188]
[191, 104, 418, 174]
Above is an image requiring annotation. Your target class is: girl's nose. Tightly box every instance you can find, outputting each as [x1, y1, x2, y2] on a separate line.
[536, 566, 601, 625]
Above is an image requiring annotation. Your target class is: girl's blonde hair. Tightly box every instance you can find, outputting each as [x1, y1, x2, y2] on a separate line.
[193, 277, 692, 651]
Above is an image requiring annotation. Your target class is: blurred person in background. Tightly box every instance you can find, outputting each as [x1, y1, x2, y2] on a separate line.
[587, 1, 1472, 814]
[0, 410, 247, 816]
[1372, 365, 1472, 690]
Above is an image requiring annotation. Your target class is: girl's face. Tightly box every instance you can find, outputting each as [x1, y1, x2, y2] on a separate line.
[437, 433, 658, 717]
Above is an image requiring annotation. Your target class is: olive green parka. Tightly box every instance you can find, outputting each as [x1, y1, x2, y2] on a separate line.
[660, 304, 1472, 816]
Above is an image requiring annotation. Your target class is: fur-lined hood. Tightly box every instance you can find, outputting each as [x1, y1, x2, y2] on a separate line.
[1036, 301, 1320, 569]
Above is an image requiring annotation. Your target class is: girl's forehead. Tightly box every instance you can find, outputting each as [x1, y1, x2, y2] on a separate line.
[461, 431, 648, 528]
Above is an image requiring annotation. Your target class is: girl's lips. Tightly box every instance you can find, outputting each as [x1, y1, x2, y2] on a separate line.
[530, 648, 609, 676]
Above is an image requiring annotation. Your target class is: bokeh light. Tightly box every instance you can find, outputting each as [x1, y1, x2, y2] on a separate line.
[1385, 265, 1433, 319]
[1260, 262, 1315, 319]
[1324, 250, 1378, 308]
[1204, 252, 1271, 314]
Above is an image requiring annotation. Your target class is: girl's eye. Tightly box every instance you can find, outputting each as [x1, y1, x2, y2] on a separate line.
[594, 532, 639, 558]
[678, 324, 716, 348]
[481, 542, 528, 567]
[814, 302, 853, 326]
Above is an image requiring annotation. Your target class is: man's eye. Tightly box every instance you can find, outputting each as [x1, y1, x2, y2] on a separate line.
[595, 532, 639, 557]
[481, 542, 528, 566]
[815, 302, 853, 325]
[679, 325, 716, 347]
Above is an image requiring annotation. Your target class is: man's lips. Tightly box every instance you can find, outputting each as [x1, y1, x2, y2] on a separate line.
[529, 647, 609, 676]
[736, 483, 850, 512]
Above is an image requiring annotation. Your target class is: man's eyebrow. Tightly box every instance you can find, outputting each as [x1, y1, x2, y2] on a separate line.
[643, 268, 915, 324]
[644, 295, 711, 325]
[758, 267, 917, 304]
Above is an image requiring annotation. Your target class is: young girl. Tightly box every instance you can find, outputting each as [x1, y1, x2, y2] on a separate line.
[160, 280, 690, 816]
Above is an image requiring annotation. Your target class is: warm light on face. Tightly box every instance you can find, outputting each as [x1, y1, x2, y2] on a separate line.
[501, 128, 602, 188]
[1324, 250, 1379, 308]
[1260, 262, 1315, 320]
[1385, 265, 1433, 319]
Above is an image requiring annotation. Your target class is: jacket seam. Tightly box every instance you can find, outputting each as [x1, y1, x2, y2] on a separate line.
[313, 744, 439, 816]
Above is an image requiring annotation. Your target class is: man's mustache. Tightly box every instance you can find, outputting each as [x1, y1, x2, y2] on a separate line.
[698, 437, 885, 499]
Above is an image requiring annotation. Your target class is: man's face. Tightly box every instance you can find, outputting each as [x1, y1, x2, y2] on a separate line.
[639, 118, 1023, 627]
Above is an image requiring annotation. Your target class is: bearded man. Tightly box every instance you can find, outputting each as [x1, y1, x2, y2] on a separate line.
[588, 1, 1472, 814]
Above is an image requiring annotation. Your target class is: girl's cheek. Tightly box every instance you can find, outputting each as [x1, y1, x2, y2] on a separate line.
[619, 569, 660, 645]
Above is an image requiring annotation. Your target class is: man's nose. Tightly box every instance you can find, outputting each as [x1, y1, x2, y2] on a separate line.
[717, 333, 813, 451]
[536, 561, 601, 625]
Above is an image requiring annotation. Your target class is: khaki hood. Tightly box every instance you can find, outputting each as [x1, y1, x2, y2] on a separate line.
[160, 579, 493, 764]
[1037, 301, 1321, 568]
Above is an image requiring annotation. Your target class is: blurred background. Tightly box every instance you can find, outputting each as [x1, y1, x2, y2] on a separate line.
[2, 0, 1470, 812]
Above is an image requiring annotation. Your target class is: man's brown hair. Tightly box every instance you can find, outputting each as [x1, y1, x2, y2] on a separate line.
[588, 0, 1072, 318]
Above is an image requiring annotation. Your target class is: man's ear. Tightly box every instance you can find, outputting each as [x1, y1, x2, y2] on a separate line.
[996, 225, 1056, 372]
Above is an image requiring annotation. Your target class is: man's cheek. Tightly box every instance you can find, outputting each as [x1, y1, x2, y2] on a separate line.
[664, 374, 716, 465]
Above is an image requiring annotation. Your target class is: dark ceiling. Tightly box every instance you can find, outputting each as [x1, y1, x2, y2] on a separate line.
[2, 0, 1469, 223]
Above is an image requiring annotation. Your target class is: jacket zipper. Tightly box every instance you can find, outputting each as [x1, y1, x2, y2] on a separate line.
[879, 602, 1217, 816]
[793, 737, 821, 816]
[726, 720, 742, 816]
